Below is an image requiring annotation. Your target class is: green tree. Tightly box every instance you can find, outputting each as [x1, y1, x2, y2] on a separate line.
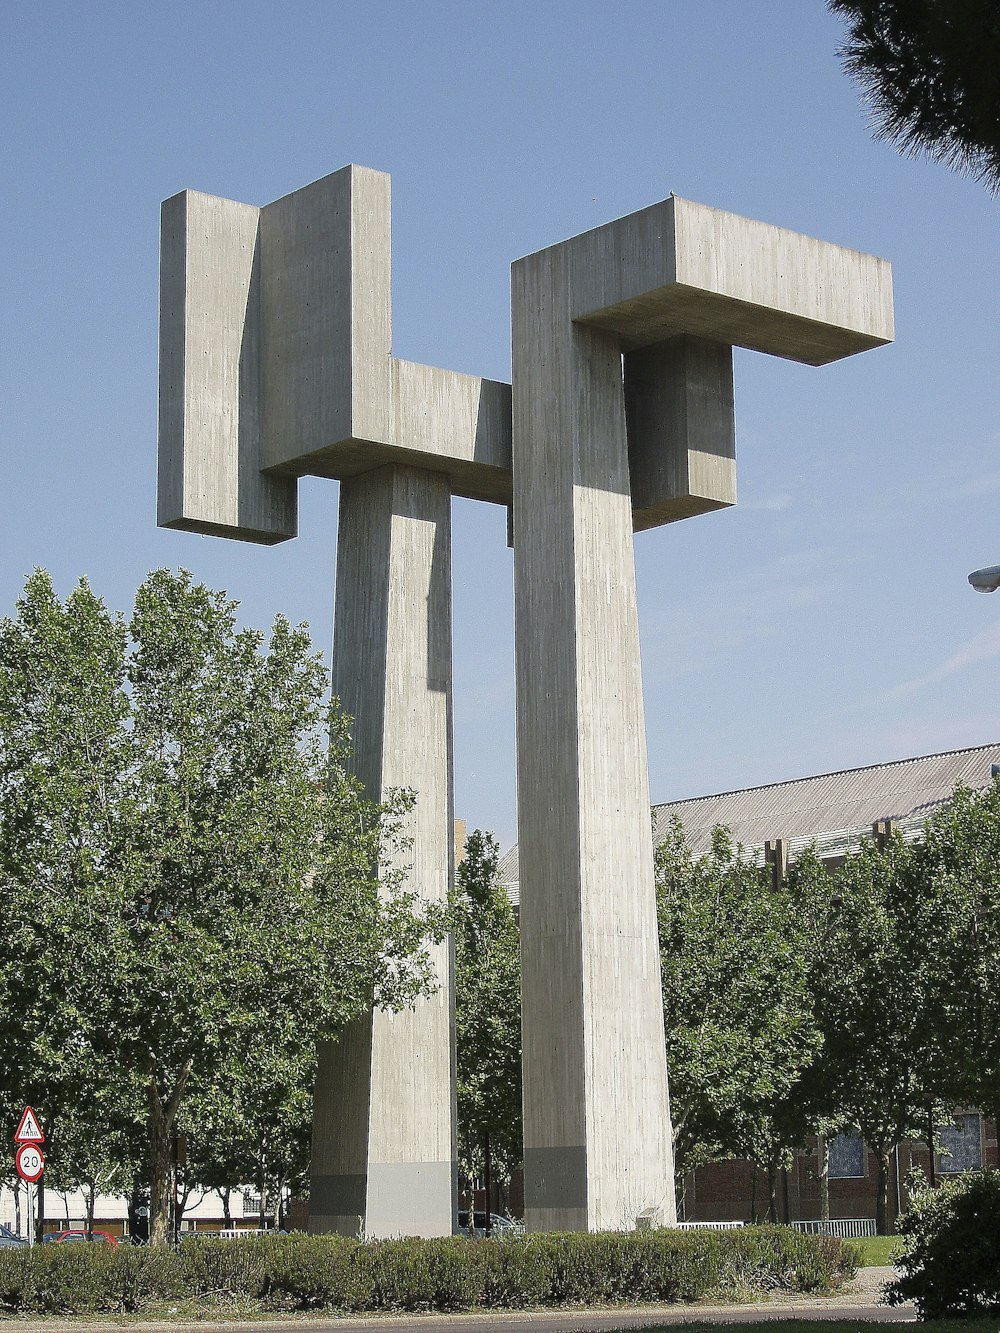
[829, 1, 1000, 189]
[784, 849, 857, 1222]
[0, 569, 442, 1245]
[452, 830, 522, 1212]
[910, 780, 1000, 1127]
[808, 831, 949, 1234]
[655, 820, 820, 1219]
[182, 1027, 314, 1230]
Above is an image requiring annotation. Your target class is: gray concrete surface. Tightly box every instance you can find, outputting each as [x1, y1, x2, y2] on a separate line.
[157, 188, 298, 543]
[311, 465, 457, 1239]
[511, 198, 893, 1234]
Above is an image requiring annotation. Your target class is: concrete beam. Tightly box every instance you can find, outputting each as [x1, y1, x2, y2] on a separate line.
[562, 195, 894, 364]
[311, 464, 456, 1238]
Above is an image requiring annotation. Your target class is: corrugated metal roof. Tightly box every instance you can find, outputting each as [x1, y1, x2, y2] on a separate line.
[497, 742, 1000, 894]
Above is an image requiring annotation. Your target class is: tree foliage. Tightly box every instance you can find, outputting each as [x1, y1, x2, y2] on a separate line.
[0, 569, 441, 1243]
[909, 781, 1000, 1124]
[829, 0, 1000, 190]
[655, 820, 820, 1209]
[800, 832, 950, 1233]
[452, 830, 522, 1199]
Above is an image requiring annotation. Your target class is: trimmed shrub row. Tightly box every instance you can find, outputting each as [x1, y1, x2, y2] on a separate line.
[0, 1226, 858, 1317]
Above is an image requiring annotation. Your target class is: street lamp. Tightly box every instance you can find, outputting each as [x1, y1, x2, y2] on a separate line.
[968, 565, 1000, 593]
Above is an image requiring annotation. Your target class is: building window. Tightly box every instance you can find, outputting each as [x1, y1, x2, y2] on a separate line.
[828, 1131, 866, 1179]
[242, 1194, 262, 1216]
[937, 1114, 982, 1174]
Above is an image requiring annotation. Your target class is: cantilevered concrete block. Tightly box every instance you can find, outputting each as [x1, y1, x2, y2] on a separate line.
[625, 336, 736, 531]
[511, 196, 893, 1234]
[569, 195, 893, 362]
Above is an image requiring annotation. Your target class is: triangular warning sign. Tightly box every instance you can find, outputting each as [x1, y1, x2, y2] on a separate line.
[14, 1106, 44, 1144]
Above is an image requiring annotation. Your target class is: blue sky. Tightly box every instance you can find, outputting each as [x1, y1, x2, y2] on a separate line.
[2, 1, 998, 849]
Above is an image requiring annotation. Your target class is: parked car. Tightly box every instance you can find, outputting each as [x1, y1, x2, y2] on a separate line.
[0, 1224, 28, 1248]
[457, 1210, 521, 1237]
[44, 1229, 120, 1248]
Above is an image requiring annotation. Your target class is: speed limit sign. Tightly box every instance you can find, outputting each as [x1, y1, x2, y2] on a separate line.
[15, 1142, 44, 1183]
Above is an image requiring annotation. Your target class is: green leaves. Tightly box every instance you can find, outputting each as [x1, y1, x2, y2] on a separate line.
[0, 568, 442, 1241]
[655, 820, 819, 1179]
[452, 831, 522, 1188]
[829, 0, 1000, 191]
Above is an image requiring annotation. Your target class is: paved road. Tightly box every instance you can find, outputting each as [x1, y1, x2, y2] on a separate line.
[37, 1267, 913, 1333]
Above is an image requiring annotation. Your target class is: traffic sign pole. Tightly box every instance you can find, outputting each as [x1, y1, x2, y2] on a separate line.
[13, 1107, 45, 1244]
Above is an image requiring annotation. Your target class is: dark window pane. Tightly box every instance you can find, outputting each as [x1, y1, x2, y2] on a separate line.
[938, 1115, 981, 1173]
[829, 1132, 866, 1178]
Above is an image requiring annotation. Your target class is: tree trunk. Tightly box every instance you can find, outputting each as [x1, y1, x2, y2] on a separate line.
[817, 1135, 830, 1222]
[875, 1148, 892, 1235]
[749, 1161, 758, 1224]
[767, 1160, 778, 1224]
[258, 1150, 268, 1232]
[146, 1058, 193, 1247]
[85, 1180, 96, 1234]
[927, 1110, 936, 1187]
[221, 1186, 232, 1229]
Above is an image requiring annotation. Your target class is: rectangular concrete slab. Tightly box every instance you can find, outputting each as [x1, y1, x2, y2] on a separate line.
[260, 166, 393, 472]
[158, 167, 515, 537]
[157, 190, 297, 543]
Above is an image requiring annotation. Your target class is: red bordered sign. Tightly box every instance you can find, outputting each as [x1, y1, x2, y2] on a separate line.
[15, 1142, 44, 1183]
[14, 1106, 44, 1144]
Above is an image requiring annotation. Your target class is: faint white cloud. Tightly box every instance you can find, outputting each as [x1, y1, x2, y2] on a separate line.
[897, 437, 1000, 509]
[886, 619, 1000, 699]
[952, 470, 1000, 500]
[641, 579, 827, 684]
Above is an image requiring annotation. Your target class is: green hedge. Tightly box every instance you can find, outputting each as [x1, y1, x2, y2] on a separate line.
[0, 1226, 858, 1317]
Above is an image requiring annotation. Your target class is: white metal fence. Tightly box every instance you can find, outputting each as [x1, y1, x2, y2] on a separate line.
[675, 1220, 746, 1230]
[791, 1218, 876, 1237]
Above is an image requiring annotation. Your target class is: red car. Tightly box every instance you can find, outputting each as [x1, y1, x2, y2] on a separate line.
[44, 1229, 120, 1248]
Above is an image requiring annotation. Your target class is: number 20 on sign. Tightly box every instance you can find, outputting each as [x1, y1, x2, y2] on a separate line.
[16, 1142, 44, 1183]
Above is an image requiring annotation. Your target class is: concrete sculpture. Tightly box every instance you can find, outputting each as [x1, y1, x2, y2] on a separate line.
[159, 166, 510, 1237]
[158, 166, 893, 1236]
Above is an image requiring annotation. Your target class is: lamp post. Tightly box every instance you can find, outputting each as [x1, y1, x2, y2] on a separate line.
[968, 565, 1000, 592]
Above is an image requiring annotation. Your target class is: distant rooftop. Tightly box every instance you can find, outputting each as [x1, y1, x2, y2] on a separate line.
[498, 743, 1000, 901]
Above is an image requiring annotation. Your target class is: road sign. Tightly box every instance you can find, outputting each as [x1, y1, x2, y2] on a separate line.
[14, 1106, 43, 1144]
[15, 1143, 44, 1183]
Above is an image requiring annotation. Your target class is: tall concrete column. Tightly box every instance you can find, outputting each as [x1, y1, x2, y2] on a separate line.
[510, 196, 893, 1234]
[310, 463, 457, 1237]
[512, 260, 675, 1233]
